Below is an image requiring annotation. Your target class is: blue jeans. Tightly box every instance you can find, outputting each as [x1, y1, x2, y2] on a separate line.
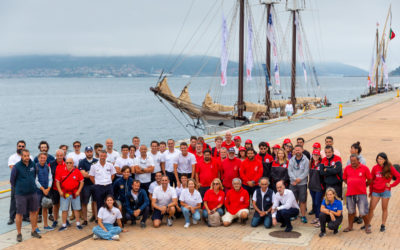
[92, 223, 122, 240]
[181, 207, 201, 223]
[251, 213, 272, 228]
[202, 208, 224, 219]
[310, 190, 323, 218]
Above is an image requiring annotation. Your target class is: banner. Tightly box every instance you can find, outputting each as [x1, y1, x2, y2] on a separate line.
[267, 13, 280, 86]
[246, 18, 253, 81]
[295, 13, 307, 84]
[221, 15, 228, 86]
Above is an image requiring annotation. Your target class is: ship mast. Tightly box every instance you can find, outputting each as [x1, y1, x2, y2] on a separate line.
[238, 0, 245, 118]
[375, 26, 379, 93]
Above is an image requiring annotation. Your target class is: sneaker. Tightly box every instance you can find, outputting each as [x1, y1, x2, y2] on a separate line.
[38, 215, 42, 223]
[285, 226, 293, 232]
[192, 219, 198, 225]
[319, 232, 326, 237]
[82, 221, 88, 226]
[290, 216, 297, 221]
[89, 216, 96, 222]
[35, 228, 41, 234]
[301, 216, 308, 224]
[31, 231, 42, 239]
[76, 225, 83, 230]
[58, 226, 67, 232]
[111, 235, 120, 241]
[93, 234, 99, 240]
[17, 233, 22, 242]
[48, 214, 54, 222]
[356, 216, 363, 224]
[184, 223, 190, 228]
[140, 222, 146, 228]
[51, 221, 58, 228]
[380, 225, 386, 232]
[7, 219, 15, 225]
[44, 226, 54, 231]
[333, 229, 338, 234]
[66, 220, 71, 227]
[167, 218, 173, 227]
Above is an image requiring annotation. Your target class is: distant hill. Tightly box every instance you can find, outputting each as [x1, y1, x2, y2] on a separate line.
[0, 55, 368, 78]
[390, 66, 400, 76]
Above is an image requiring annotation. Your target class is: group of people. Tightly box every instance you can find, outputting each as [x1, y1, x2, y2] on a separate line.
[7, 132, 400, 242]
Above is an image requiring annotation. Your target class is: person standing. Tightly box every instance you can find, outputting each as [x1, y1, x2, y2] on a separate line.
[132, 136, 141, 158]
[124, 180, 150, 228]
[366, 152, 400, 232]
[174, 142, 196, 186]
[221, 131, 235, 150]
[233, 136, 242, 155]
[151, 176, 178, 228]
[78, 146, 98, 225]
[49, 149, 66, 228]
[308, 149, 324, 226]
[128, 145, 136, 160]
[251, 177, 275, 228]
[271, 180, 299, 232]
[256, 142, 274, 177]
[342, 155, 372, 233]
[56, 158, 84, 231]
[114, 144, 134, 179]
[220, 148, 241, 193]
[240, 148, 263, 198]
[35, 152, 53, 231]
[188, 136, 197, 155]
[90, 150, 116, 212]
[105, 139, 119, 165]
[288, 145, 309, 223]
[322, 136, 341, 158]
[133, 145, 154, 194]
[164, 139, 180, 187]
[270, 149, 289, 191]
[320, 146, 343, 199]
[159, 141, 167, 153]
[195, 149, 219, 198]
[10, 149, 41, 242]
[319, 187, 343, 237]
[211, 136, 223, 158]
[94, 143, 103, 160]
[149, 141, 165, 182]
[66, 141, 85, 167]
[285, 101, 294, 121]
[34, 141, 55, 164]
[296, 138, 310, 160]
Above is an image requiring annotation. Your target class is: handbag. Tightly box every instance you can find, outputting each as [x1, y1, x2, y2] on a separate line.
[208, 211, 221, 227]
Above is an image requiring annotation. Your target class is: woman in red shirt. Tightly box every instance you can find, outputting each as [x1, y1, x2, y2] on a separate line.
[367, 152, 400, 232]
[202, 178, 225, 224]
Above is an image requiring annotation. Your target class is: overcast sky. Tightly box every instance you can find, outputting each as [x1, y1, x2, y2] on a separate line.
[0, 0, 398, 70]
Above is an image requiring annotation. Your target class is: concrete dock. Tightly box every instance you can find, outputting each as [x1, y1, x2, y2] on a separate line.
[2, 92, 400, 249]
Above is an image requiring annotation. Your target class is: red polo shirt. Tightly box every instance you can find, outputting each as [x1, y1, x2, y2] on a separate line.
[343, 164, 372, 196]
[240, 158, 263, 185]
[225, 187, 249, 214]
[221, 157, 241, 189]
[196, 159, 219, 187]
[188, 146, 196, 155]
[221, 140, 235, 149]
[195, 153, 204, 165]
[55, 167, 83, 194]
[203, 189, 225, 210]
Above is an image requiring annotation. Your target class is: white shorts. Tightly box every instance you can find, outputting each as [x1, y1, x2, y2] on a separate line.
[222, 209, 249, 223]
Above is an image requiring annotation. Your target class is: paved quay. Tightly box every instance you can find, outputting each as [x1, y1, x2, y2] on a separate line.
[3, 92, 400, 249]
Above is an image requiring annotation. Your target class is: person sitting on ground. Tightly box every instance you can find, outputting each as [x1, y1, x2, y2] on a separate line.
[124, 180, 150, 228]
[240, 148, 263, 199]
[151, 175, 178, 227]
[93, 195, 127, 241]
[366, 152, 400, 233]
[112, 166, 134, 212]
[203, 178, 225, 225]
[56, 157, 84, 232]
[251, 177, 275, 228]
[343, 154, 372, 233]
[308, 149, 324, 227]
[319, 187, 343, 237]
[288, 144, 309, 224]
[222, 178, 250, 226]
[270, 149, 290, 191]
[180, 179, 202, 228]
[271, 180, 299, 232]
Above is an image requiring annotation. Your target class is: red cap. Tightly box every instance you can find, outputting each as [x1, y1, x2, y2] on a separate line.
[234, 136, 241, 141]
[245, 139, 253, 144]
[265, 142, 270, 147]
[273, 144, 281, 149]
[312, 149, 321, 155]
[312, 142, 321, 148]
[283, 138, 291, 144]
[239, 146, 246, 151]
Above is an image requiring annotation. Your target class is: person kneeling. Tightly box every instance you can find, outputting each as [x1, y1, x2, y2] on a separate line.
[151, 175, 178, 227]
[319, 187, 343, 237]
[251, 177, 274, 228]
[222, 178, 249, 226]
[93, 195, 127, 240]
[271, 180, 299, 232]
[124, 180, 150, 228]
[180, 179, 202, 228]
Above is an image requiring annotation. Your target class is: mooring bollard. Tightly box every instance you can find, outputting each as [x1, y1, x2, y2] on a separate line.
[397, 89, 399, 98]
[336, 104, 343, 118]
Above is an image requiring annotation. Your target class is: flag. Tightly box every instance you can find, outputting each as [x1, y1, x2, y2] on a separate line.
[246, 18, 253, 81]
[390, 28, 395, 40]
[382, 54, 389, 89]
[295, 13, 307, 84]
[262, 64, 272, 87]
[267, 13, 280, 86]
[221, 15, 228, 86]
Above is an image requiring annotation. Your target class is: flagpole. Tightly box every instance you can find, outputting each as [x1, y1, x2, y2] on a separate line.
[238, 0, 245, 118]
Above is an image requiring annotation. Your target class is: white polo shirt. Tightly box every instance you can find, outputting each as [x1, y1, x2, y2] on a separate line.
[174, 152, 196, 174]
[179, 189, 202, 207]
[149, 151, 165, 173]
[272, 189, 299, 218]
[133, 156, 154, 184]
[8, 153, 33, 167]
[149, 181, 161, 194]
[66, 152, 86, 167]
[97, 207, 122, 224]
[114, 156, 134, 177]
[106, 150, 120, 164]
[89, 161, 116, 185]
[164, 149, 180, 172]
[152, 185, 177, 207]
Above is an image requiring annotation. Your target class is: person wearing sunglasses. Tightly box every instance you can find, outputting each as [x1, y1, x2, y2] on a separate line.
[203, 178, 225, 224]
[66, 141, 85, 167]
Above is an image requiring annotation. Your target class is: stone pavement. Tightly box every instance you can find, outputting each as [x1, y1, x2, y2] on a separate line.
[4, 94, 400, 249]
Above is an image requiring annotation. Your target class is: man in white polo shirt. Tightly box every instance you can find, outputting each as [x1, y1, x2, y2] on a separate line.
[272, 180, 300, 232]
[164, 139, 180, 187]
[174, 142, 196, 186]
[66, 141, 85, 167]
[105, 139, 119, 165]
[148, 140, 165, 182]
[114, 144, 134, 179]
[149, 172, 163, 201]
[134, 145, 154, 194]
[89, 150, 116, 212]
[151, 175, 177, 228]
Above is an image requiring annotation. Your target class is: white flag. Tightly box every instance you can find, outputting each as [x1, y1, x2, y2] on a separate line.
[221, 15, 228, 86]
[246, 18, 253, 81]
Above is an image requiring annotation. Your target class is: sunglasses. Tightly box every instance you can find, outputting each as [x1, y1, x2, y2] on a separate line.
[212, 182, 219, 185]
[17, 145, 25, 148]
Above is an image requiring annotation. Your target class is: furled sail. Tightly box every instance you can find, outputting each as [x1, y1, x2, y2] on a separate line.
[202, 93, 234, 112]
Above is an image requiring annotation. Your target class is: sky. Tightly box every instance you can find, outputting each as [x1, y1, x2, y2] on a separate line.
[0, 0, 398, 70]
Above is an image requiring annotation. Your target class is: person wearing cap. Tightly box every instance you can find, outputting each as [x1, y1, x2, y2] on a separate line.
[233, 136, 242, 155]
[312, 142, 321, 155]
[270, 149, 290, 191]
[238, 147, 247, 161]
[244, 139, 254, 151]
[288, 144, 309, 223]
[308, 149, 324, 226]
[297, 138, 310, 160]
[222, 131, 235, 150]
[240, 148, 263, 198]
[256, 142, 274, 178]
[222, 178, 250, 226]
[272, 144, 281, 161]
[78, 146, 99, 225]
[221, 147, 241, 193]
[283, 139, 294, 160]
[195, 149, 219, 198]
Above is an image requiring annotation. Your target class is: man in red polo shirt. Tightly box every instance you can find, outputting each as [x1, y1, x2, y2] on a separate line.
[342, 155, 372, 233]
[194, 142, 204, 165]
[240, 148, 263, 198]
[222, 178, 249, 226]
[55, 157, 84, 231]
[196, 149, 219, 198]
[221, 148, 241, 193]
[188, 136, 197, 155]
[221, 131, 235, 150]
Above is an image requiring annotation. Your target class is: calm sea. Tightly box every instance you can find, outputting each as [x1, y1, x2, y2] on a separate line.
[1, 76, 399, 181]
